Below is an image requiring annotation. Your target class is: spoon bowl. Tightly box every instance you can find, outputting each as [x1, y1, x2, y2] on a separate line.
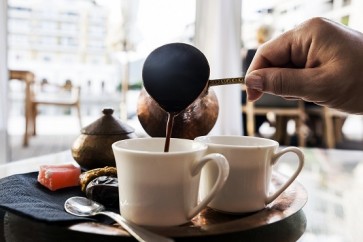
[64, 196, 173, 242]
[65, 196, 104, 216]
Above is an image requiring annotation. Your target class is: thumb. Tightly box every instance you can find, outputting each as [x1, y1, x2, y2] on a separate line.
[246, 68, 313, 100]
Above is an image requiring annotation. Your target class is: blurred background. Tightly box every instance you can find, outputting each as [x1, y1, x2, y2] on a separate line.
[1, 0, 363, 162]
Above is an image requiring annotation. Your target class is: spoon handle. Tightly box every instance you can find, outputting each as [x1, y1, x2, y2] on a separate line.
[99, 211, 174, 242]
[209, 77, 245, 86]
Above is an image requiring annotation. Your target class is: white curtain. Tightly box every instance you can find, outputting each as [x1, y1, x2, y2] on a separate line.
[106, 0, 140, 121]
[350, 0, 363, 33]
[0, 0, 9, 164]
[194, 0, 242, 135]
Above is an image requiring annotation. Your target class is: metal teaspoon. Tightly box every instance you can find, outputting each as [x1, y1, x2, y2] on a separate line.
[64, 196, 174, 242]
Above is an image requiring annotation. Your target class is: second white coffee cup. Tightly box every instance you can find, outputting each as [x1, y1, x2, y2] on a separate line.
[195, 135, 304, 214]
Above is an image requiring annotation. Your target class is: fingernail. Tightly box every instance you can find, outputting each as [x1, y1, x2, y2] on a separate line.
[246, 74, 263, 91]
[247, 89, 261, 102]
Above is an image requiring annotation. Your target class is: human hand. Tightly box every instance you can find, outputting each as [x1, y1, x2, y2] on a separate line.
[245, 17, 363, 114]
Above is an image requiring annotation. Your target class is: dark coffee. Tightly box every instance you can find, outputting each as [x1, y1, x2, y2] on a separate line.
[164, 112, 176, 152]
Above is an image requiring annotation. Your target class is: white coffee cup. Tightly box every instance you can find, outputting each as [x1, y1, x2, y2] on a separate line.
[112, 138, 229, 227]
[195, 135, 304, 214]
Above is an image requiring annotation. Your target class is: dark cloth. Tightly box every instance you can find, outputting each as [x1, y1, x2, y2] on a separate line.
[0, 172, 95, 224]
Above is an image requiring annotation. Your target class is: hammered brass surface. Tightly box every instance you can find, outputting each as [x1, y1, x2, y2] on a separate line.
[71, 133, 135, 170]
[71, 108, 136, 170]
[137, 88, 219, 139]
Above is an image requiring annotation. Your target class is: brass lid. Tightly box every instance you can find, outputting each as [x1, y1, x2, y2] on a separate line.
[81, 108, 135, 135]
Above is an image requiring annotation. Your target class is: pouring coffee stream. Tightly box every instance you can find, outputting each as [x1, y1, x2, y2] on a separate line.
[142, 43, 245, 152]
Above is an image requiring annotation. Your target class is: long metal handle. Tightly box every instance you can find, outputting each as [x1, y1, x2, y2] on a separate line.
[208, 77, 245, 86]
[100, 211, 174, 242]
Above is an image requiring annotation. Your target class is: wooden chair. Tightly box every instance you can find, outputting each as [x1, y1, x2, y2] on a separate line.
[29, 80, 82, 137]
[306, 105, 348, 148]
[323, 107, 349, 148]
[9, 70, 35, 147]
[242, 86, 306, 147]
[9, 70, 82, 146]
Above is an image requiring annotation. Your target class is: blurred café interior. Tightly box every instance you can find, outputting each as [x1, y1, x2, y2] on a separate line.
[2, 1, 363, 242]
[1, 0, 363, 163]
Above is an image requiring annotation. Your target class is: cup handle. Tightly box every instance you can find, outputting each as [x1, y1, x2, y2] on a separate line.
[187, 153, 229, 219]
[266, 147, 304, 204]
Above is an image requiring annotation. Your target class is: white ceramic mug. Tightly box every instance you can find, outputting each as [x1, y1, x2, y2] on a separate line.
[112, 138, 229, 227]
[195, 135, 304, 214]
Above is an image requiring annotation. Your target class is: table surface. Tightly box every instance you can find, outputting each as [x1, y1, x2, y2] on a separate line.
[1, 147, 362, 242]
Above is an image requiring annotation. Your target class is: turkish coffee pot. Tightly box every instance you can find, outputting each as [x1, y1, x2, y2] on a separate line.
[137, 43, 245, 139]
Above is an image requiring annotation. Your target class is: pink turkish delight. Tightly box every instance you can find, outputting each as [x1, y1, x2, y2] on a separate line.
[38, 164, 81, 191]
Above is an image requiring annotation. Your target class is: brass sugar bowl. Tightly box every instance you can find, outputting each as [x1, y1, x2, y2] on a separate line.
[71, 108, 137, 170]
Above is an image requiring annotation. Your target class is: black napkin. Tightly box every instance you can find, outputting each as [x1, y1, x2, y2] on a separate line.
[0, 172, 98, 224]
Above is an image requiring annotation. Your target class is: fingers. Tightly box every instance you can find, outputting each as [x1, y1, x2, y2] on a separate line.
[243, 17, 363, 115]
[245, 75, 263, 101]
[244, 24, 312, 103]
[245, 67, 316, 101]
[244, 17, 341, 103]
[247, 34, 293, 72]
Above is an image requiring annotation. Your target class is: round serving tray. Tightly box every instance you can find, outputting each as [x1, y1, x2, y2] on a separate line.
[70, 172, 307, 241]
[4, 172, 307, 242]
